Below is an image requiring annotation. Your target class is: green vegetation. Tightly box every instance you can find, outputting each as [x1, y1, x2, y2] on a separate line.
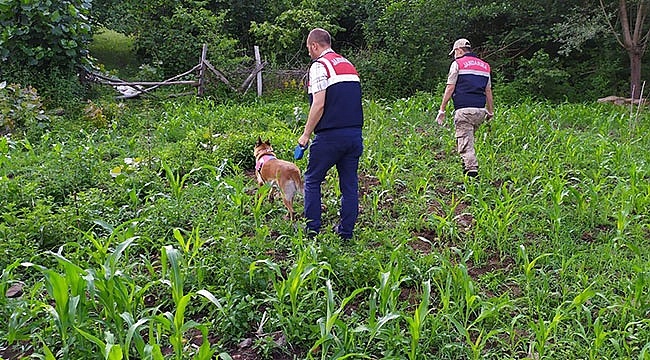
[88, 28, 139, 76]
[2, 1, 648, 358]
[1, 92, 648, 359]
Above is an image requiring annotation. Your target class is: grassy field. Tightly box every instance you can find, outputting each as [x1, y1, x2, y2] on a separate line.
[88, 28, 140, 77]
[1, 91, 649, 359]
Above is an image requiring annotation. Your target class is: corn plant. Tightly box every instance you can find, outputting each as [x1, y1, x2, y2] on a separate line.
[249, 245, 330, 340]
[2, 260, 33, 347]
[376, 247, 412, 317]
[0, 259, 21, 306]
[471, 183, 526, 256]
[404, 280, 430, 360]
[75, 328, 124, 360]
[376, 156, 401, 189]
[222, 176, 251, 217]
[347, 253, 408, 354]
[22, 250, 89, 358]
[367, 189, 390, 224]
[528, 287, 596, 359]
[162, 162, 207, 199]
[518, 245, 552, 287]
[159, 245, 223, 360]
[309, 280, 371, 359]
[354, 300, 400, 353]
[83, 238, 157, 354]
[29, 252, 88, 334]
[251, 183, 272, 228]
[545, 175, 568, 240]
[428, 193, 463, 242]
[172, 226, 209, 269]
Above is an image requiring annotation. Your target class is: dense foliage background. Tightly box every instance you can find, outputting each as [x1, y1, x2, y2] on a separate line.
[0, 0, 643, 104]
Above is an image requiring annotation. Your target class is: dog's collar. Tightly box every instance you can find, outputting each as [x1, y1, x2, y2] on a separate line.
[255, 148, 275, 161]
[255, 154, 276, 173]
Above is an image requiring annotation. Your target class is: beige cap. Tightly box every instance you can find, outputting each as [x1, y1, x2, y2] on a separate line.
[449, 38, 471, 55]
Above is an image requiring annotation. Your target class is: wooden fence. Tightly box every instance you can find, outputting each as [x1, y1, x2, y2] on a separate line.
[83, 44, 272, 99]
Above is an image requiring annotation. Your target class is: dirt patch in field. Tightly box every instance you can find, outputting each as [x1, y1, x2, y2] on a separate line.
[467, 254, 515, 279]
[265, 247, 290, 262]
[0, 343, 33, 360]
[399, 285, 422, 308]
[409, 233, 434, 254]
[359, 172, 380, 195]
[581, 224, 612, 243]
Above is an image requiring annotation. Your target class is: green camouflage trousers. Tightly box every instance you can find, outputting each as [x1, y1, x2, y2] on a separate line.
[454, 107, 489, 172]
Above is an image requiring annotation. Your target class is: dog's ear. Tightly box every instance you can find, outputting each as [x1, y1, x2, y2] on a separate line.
[256, 136, 262, 146]
[265, 139, 271, 145]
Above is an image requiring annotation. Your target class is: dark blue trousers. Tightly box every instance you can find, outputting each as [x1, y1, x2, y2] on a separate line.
[304, 128, 363, 237]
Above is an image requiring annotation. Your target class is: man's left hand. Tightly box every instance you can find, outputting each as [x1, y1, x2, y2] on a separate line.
[298, 134, 310, 148]
[436, 110, 445, 125]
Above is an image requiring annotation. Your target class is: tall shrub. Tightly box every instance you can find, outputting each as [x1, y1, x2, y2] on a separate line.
[0, 0, 92, 112]
[134, 6, 245, 78]
[0, 0, 92, 67]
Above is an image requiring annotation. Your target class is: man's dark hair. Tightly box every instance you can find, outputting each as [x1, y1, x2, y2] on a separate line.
[308, 28, 331, 46]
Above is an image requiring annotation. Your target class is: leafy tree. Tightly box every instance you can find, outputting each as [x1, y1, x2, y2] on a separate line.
[249, 8, 343, 65]
[0, 0, 92, 68]
[0, 0, 92, 112]
[599, 0, 650, 99]
[90, 0, 245, 78]
[136, 6, 245, 77]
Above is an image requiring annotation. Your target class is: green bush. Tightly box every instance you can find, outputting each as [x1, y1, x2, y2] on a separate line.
[350, 49, 439, 99]
[0, 0, 92, 68]
[0, 81, 50, 139]
[1, 64, 87, 117]
[249, 8, 342, 65]
[135, 6, 246, 78]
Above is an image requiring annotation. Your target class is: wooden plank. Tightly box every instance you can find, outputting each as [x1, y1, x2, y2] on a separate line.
[203, 60, 238, 92]
[101, 80, 198, 86]
[198, 44, 208, 96]
[254, 45, 262, 96]
[240, 62, 267, 94]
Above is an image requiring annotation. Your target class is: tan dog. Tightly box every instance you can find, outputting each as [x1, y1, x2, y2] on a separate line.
[254, 138, 304, 220]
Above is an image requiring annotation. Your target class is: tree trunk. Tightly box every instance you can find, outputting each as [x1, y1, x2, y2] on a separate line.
[630, 49, 643, 99]
[615, 0, 649, 100]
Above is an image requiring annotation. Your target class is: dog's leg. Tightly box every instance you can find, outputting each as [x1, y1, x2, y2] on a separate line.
[268, 182, 277, 201]
[281, 181, 298, 221]
[282, 197, 295, 221]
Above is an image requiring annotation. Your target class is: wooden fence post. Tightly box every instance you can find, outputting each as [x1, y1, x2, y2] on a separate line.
[254, 45, 262, 96]
[198, 44, 208, 96]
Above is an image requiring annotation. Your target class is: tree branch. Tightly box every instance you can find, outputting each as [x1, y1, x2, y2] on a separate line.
[619, 0, 633, 50]
[632, 2, 645, 44]
[641, 26, 650, 54]
[600, 0, 625, 48]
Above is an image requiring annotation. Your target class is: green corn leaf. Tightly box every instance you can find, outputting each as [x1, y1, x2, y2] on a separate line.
[162, 245, 184, 305]
[197, 289, 223, 311]
[144, 344, 165, 360]
[107, 343, 124, 360]
[124, 316, 150, 358]
[174, 293, 193, 330]
[76, 327, 106, 355]
[42, 342, 56, 360]
[192, 324, 215, 360]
